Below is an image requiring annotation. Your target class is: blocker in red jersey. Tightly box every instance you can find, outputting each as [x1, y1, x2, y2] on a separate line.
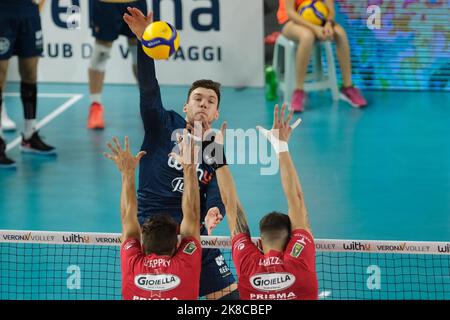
[215, 104, 319, 300]
[104, 133, 202, 300]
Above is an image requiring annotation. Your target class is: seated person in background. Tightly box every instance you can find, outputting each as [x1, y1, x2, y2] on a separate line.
[277, 0, 367, 112]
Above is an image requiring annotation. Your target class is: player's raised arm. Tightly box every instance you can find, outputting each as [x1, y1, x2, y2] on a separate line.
[169, 128, 201, 241]
[212, 123, 250, 238]
[104, 136, 147, 241]
[257, 104, 311, 234]
[123, 7, 166, 133]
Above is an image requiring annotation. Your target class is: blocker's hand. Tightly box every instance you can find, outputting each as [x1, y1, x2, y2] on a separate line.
[257, 104, 301, 144]
[169, 129, 201, 168]
[104, 136, 146, 176]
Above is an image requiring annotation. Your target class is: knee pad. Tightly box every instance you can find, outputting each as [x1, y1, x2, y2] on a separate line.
[89, 43, 112, 72]
[129, 44, 138, 66]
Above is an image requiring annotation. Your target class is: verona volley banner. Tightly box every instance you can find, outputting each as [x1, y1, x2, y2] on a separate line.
[7, 0, 264, 87]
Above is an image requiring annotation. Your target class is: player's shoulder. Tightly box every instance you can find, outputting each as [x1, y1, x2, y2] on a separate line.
[161, 110, 185, 132]
[232, 233, 261, 256]
[171, 110, 186, 125]
[284, 229, 315, 261]
[121, 238, 142, 252]
[290, 228, 314, 244]
[232, 232, 251, 243]
[176, 237, 201, 257]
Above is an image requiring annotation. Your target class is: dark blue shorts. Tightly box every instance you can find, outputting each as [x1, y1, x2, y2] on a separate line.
[198, 227, 236, 297]
[90, 0, 148, 42]
[0, 14, 43, 60]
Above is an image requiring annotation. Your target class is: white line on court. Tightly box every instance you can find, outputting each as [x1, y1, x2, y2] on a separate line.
[5, 93, 84, 152]
[4, 93, 80, 98]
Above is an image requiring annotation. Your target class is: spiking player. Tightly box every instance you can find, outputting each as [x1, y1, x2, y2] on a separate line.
[123, 8, 239, 299]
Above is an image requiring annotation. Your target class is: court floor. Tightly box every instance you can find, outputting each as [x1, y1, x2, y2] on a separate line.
[0, 82, 449, 242]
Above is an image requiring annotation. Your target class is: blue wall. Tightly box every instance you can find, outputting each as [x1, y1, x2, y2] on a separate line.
[335, 0, 449, 91]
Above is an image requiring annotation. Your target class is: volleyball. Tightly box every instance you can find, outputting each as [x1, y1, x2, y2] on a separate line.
[297, 0, 329, 26]
[141, 21, 180, 60]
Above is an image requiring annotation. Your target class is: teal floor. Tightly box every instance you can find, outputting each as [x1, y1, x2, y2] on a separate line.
[0, 83, 449, 242]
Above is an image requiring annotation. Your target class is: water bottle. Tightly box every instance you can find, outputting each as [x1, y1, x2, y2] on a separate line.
[265, 66, 278, 101]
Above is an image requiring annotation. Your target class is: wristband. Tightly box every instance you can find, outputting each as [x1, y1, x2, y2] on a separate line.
[277, 141, 289, 154]
[258, 127, 289, 155]
[257, 119, 301, 155]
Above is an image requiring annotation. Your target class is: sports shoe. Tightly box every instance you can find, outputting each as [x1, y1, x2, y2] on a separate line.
[0, 137, 16, 168]
[340, 86, 367, 108]
[87, 102, 105, 129]
[1, 104, 17, 131]
[290, 89, 306, 112]
[20, 132, 56, 155]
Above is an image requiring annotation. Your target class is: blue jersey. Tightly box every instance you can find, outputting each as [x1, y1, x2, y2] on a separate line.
[136, 46, 225, 225]
[0, 0, 39, 17]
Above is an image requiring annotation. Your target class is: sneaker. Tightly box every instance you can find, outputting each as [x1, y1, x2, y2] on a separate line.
[87, 102, 105, 129]
[340, 86, 367, 108]
[1, 104, 17, 131]
[20, 132, 56, 155]
[291, 89, 306, 112]
[0, 137, 16, 168]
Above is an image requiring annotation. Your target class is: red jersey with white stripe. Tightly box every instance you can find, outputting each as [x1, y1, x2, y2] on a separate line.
[232, 229, 318, 300]
[121, 237, 201, 300]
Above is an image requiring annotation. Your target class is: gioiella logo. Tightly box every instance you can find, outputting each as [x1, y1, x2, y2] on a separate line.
[134, 274, 180, 292]
[250, 273, 296, 292]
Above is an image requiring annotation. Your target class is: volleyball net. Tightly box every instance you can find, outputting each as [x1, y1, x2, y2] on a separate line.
[1, 229, 449, 300]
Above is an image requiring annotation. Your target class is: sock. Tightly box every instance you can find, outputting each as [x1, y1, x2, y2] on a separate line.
[21, 82, 37, 120]
[90, 93, 102, 104]
[23, 119, 37, 140]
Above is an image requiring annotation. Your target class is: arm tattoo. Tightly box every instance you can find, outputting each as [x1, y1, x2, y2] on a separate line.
[233, 203, 250, 237]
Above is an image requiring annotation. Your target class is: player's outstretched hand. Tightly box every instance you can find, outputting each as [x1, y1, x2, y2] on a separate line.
[104, 136, 146, 176]
[169, 129, 201, 168]
[204, 207, 224, 235]
[123, 7, 153, 41]
[257, 103, 301, 144]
